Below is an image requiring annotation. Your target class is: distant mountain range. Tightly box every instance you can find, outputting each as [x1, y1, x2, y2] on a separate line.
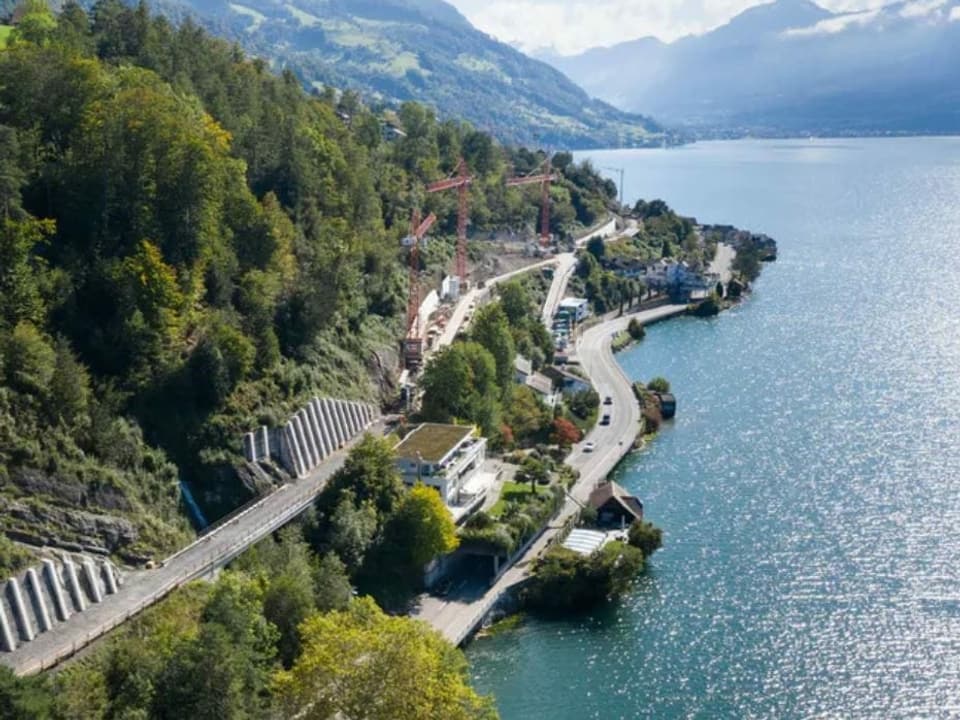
[542, 0, 960, 137]
[148, 0, 669, 148]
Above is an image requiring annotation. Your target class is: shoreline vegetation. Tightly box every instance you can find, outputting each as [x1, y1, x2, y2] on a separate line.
[507, 209, 776, 625]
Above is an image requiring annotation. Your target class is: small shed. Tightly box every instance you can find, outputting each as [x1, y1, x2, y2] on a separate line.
[656, 392, 676, 419]
[588, 481, 644, 528]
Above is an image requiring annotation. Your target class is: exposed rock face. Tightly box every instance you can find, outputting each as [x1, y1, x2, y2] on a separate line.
[10, 468, 133, 513]
[0, 499, 138, 555]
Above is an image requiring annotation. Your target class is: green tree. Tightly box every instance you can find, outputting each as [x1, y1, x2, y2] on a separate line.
[469, 302, 515, 395]
[322, 489, 377, 573]
[47, 335, 91, 426]
[273, 597, 497, 720]
[628, 521, 663, 558]
[313, 552, 353, 613]
[503, 385, 551, 446]
[0, 217, 53, 330]
[0, 667, 53, 720]
[497, 279, 531, 328]
[586, 235, 605, 261]
[384, 485, 459, 568]
[647, 377, 670, 393]
[11, 0, 58, 46]
[323, 434, 404, 520]
[517, 456, 550, 493]
[420, 342, 500, 436]
[3, 321, 55, 396]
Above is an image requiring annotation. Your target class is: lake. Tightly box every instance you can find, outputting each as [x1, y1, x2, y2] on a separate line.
[467, 138, 960, 719]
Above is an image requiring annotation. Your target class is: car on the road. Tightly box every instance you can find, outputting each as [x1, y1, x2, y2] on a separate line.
[603, 396, 613, 405]
[582, 440, 596, 452]
[600, 414, 611, 426]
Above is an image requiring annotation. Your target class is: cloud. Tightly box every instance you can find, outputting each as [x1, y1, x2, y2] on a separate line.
[447, 0, 891, 55]
[783, 8, 879, 35]
[951, 4, 960, 20]
[898, 0, 947, 17]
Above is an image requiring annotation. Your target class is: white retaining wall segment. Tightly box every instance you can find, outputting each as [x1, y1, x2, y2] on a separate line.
[0, 603, 15, 652]
[257, 426, 270, 459]
[313, 399, 332, 453]
[333, 401, 350, 442]
[7, 578, 34, 642]
[42, 559, 70, 622]
[308, 400, 331, 458]
[292, 415, 312, 470]
[63, 560, 86, 613]
[322, 399, 345, 447]
[348, 403, 362, 435]
[102, 562, 119, 596]
[305, 403, 327, 460]
[298, 409, 321, 468]
[82, 559, 103, 604]
[284, 422, 307, 478]
[344, 402, 358, 435]
[243, 432, 256, 462]
[25, 568, 52, 633]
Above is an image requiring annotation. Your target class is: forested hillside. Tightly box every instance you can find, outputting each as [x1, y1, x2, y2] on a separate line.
[148, 0, 670, 148]
[0, 0, 619, 565]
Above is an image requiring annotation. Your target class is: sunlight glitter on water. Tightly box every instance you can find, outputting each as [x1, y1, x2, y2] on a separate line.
[468, 138, 960, 719]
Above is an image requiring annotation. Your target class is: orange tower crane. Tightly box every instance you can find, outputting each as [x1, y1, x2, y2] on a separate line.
[506, 158, 558, 247]
[426, 158, 473, 286]
[402, 208, 437, 368]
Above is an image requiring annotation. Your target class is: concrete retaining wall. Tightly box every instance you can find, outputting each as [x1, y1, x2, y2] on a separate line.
[241, 397, 380, 478]
[1, 555, 123, 653]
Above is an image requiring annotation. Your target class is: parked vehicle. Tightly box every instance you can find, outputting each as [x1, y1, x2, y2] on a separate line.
[603, 396, 613, 405]
[600, 414, 611, 426]
[583, 441, 596, 452]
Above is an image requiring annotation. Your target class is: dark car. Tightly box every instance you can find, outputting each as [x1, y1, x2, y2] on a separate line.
[600, 414, 611, 426]
[603, 396, 613, 405]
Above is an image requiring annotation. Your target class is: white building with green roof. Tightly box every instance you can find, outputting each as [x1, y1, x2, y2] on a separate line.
[393, 423, 487, 507]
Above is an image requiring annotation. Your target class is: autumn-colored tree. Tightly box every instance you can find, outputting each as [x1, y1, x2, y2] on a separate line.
[273, 597, 498, 720]
[551, 417, 582, 447]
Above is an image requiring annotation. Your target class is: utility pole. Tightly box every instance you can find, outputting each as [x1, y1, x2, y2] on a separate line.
[603, 166, 625, 209]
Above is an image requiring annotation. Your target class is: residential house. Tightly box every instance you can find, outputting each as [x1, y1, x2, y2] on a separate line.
[588, 481, 644, 528]
[542, 366, 592, 397]
[394, 423, 488, 511]
[515, 356, 558, 408]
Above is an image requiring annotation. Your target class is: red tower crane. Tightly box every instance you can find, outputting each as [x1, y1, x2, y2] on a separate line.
[506, 158, 558, 247]
[402, 208, 437, 368]
[426, 158, 473, 287]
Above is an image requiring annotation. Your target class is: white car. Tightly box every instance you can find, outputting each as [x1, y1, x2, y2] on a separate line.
[582, 441, 596, 452]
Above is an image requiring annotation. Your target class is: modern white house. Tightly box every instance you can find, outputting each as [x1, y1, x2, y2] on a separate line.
[394, 423, 488, 511]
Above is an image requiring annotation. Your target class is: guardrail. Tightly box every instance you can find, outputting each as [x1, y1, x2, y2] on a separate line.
[9, 427, 386, 677]
[16, 476, 333, 676]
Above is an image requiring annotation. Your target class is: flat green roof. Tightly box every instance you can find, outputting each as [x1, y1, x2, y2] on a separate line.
[394, 423, 473, 463]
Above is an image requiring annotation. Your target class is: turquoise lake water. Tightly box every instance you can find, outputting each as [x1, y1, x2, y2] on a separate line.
[467, 138, 960, 719]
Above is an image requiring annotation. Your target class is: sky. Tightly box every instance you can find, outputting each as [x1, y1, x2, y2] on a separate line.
[445, 0, 891, 55]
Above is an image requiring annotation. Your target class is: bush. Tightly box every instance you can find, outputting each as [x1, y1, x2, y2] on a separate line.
[647, 377, 670, 393]
[627, 318, 645, 340]
[521, 541, 644, 614]
[627, 521, 663, 558]
[689, 293, 720, 317]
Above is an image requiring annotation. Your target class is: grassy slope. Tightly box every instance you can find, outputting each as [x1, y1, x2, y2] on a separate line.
[0, 25, 12, 48]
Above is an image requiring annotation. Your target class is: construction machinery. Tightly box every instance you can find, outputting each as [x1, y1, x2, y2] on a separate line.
[402, 208, 437, 369]
[427, 158, 473, 287]
[506, 157, 558, 247]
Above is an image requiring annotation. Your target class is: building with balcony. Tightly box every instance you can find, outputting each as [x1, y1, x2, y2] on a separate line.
[394, 424, 489, 513]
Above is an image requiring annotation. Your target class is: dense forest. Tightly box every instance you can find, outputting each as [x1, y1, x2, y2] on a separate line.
[0, 0, 619, 566]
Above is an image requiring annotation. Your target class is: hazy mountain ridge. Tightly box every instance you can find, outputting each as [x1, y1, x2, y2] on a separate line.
[543, 0, 960, 136]
[149, 0, 670, 148]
